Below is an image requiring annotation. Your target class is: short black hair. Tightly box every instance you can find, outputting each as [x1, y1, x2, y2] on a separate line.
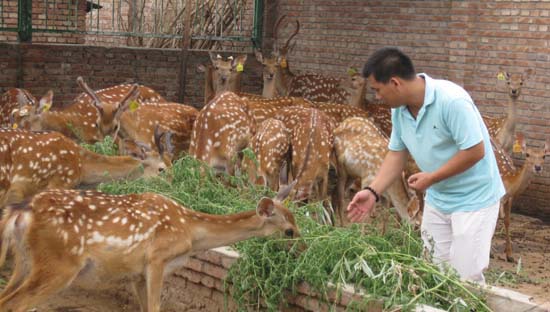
[362, 47, 416, 83]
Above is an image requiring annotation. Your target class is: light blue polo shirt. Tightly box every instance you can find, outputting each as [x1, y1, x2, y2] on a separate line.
[389, 74, 505, 213]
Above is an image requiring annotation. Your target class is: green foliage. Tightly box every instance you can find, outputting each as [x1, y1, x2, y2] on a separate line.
[99, 156, 489, 311]
[80, 136, 119, 156]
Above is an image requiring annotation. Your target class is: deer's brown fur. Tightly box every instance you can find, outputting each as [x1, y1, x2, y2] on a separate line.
[0, 186, 298, 312]
[0, 129, 166, 209]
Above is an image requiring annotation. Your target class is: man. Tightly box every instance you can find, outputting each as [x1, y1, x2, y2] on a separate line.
[347, 47, 505, 283]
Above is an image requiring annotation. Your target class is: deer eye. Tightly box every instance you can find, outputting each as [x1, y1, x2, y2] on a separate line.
[525, 153, 530, 158]
[285, 229, 294, 237]
[520, 82, 523, 86]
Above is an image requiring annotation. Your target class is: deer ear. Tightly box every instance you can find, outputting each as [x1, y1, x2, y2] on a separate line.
[256, 197, 275, 217]
[38, 90, 54, 114]
[254, 49, 264, 63]
[524, 68, 534, 78]
[278, 160, 288, 187]
[197, 64, 207, 73]
[275, 180, 297, 202]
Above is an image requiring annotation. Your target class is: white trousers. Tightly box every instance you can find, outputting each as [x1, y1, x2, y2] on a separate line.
[421, 201, 500, 283]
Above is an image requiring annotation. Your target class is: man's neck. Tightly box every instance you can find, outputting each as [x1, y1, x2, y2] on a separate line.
[405, 76, 426, 118]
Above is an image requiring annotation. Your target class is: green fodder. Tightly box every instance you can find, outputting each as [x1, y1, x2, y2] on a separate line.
[80, 136, 119, 156]
[98, 156, 489, 311]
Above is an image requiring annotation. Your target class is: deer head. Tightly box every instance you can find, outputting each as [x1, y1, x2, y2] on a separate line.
[197, 53, 248, 104]
[1, 88, 38, 128]
[498, 68, 533, 99]
[0, 186, 298, 312]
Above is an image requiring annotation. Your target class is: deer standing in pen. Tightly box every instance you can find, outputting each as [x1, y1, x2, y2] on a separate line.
[242, 118, 291, 191]
[0, 128, 167, 209]
[0, 180, 299, 312]
[483, 69, 533, 152]
[333, 117, 420, 226]
[274, 107, 334, 202]
[492, 133, 549, 262]
[17, 77, 140, 143]
[118, 101, 199, 162]
[197, 52, 248, 105]
[189, 91, 256, 175]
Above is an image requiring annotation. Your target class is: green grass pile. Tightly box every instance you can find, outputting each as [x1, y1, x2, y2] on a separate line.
[97, 155, 490, 311]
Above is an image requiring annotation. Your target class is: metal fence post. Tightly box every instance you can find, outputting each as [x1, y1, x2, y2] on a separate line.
[18, 0, 32, 42]
[252, 0, 264, 49]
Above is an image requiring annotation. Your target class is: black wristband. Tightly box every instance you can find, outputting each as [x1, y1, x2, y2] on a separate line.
[362, 186, 380, 202]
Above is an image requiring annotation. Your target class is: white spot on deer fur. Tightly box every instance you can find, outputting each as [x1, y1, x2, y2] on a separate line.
[121, 217, 128, 225]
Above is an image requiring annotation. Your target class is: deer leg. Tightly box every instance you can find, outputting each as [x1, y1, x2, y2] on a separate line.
[0, 261, 81, 312]
[1, 186, 26, 209]
[334, 165, 347, 226]
[0, 252, 32, 301]
[504, 199, 514, 262]
[146, 261, 165, 312]
[132, 277, 148, 312]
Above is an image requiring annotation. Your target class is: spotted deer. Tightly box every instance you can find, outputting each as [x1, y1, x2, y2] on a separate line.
[245, 96, 312, 124]
[484, 69, 533, 152]
[197, 52, 248, 105]
[118, 102, 199, 161]
[0, 129, 167, 209]
[333, 117, 419, 226]
[273, 107, 334, 202]
[254, 15, 299, 98]
[17, 77, 141, 143]
[242, 118, 291, 191]
[189, 91, 256, 175]
[1, 88, 38, 128]
[492, 133, 549, 262]
[0, 182, 298, 312]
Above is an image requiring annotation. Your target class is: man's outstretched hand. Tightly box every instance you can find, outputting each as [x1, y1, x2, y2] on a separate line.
[346, 189, 377, 223]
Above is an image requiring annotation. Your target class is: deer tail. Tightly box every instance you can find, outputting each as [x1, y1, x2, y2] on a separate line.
[0, 201, 33, 268]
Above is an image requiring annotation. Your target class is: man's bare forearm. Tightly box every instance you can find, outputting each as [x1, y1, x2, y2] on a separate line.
[369, 149, 409, 194]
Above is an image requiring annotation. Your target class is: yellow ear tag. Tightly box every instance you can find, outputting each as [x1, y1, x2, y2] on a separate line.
[347, 67, 358, 76]
[129, 100, 140, 112]
[12, 123, 18, 129]
[497, 72, 506, 81]
[42, 103, 52, 112]
[512, 140, 522, 153]
[236, 63, 244, 72]
[280, 58, 287, 68]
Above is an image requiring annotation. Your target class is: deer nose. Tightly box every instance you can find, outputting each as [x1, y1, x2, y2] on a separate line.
[534, 165, 542, 173]
[220, 76, 227, 84]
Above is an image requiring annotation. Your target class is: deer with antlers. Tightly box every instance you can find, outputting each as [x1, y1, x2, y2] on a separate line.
[16, 77, 141, 143]
[333, 117, 419, 225]
[189, 91, 256, 175]
[197, 52, 248, 105]
[483, 69, 533, 152]
[492, 133, 549, 262]
[0, 181, 298, 312]
[0, 128, 167, 209]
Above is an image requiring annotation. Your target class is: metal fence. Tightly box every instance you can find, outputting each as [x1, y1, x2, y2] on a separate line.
[0, 0, 263, 51]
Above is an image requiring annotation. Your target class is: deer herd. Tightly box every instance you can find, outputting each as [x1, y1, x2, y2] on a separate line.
[0, 15, 548, 312]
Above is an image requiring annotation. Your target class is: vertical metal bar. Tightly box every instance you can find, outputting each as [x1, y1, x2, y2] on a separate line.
[252, 0, 263, 48]
[74, 0, 78, 30]
[97, 0, 101, 31]
[44, 0, 48, 29]
[154, 0, 157, 34]
[18, 0, 32, 42]
[179, 0, 193, 103]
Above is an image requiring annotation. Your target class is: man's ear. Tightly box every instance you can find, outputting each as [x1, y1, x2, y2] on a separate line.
[389, 77, 400, 88]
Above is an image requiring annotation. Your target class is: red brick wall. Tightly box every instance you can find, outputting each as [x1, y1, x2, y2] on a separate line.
[0, 0, 548, 219]
[0, 43, 263, 109]
[270, 0, 550, 220]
